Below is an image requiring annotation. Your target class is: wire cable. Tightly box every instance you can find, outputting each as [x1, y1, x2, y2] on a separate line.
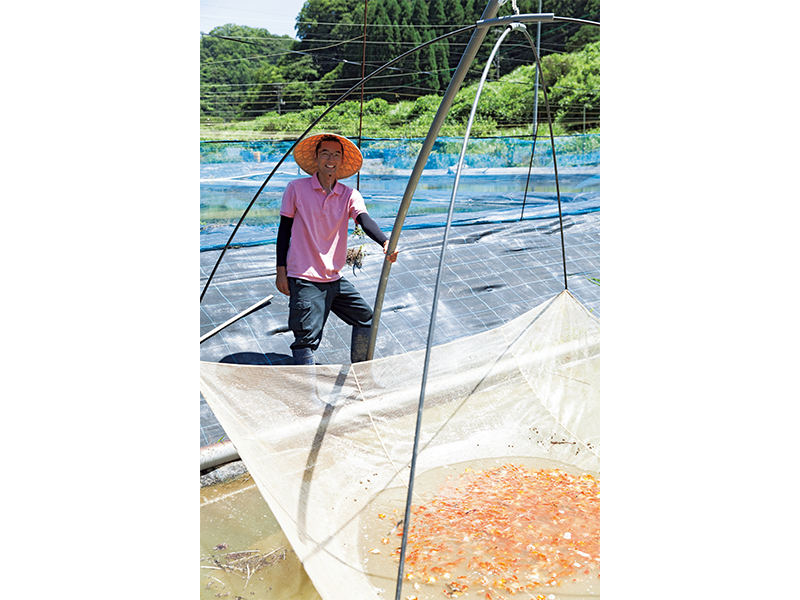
[517, 25, 568, 289]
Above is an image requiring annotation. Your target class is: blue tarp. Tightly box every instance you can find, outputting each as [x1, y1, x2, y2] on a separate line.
[200, 135, 599, 252]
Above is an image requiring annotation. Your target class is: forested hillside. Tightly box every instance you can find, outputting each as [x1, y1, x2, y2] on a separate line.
[200, 0, 599, 133]
[200, 24, 296, 119]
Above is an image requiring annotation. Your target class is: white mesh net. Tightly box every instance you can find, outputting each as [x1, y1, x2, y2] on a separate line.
[199, 290, 600, 599]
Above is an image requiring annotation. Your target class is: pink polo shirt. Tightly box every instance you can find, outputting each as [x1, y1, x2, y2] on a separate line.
[280, 173, 367, 282]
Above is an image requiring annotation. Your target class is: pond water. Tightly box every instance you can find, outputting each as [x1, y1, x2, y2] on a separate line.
[200, 456, 599, 600]
[200, 474, 322, 600]
[359, 456, 599, 600]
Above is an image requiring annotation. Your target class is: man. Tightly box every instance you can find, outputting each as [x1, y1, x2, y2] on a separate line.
[276, 133, 399, 365]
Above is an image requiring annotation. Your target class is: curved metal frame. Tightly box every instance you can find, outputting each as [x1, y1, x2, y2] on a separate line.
[366, 10, 598, 359]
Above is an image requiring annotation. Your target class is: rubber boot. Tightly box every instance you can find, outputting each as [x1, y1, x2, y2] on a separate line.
[350, 326, 371, 363]
[292, 348, 315, 366]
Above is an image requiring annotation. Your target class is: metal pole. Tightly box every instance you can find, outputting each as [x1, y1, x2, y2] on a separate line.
[199, 295, 273, 344]
[392, 25, 517, 600]
[366, 0, 504, 360]
[477, 13, 598, 29]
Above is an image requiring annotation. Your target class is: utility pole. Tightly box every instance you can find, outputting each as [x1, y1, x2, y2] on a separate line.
[532, 0, 542, 136]
[357, 0, 368, 190]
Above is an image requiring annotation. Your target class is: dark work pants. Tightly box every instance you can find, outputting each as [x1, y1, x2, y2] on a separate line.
[288, 277, 373, 352]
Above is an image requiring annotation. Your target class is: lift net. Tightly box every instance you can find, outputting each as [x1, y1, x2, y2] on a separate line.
[199, 290, 600, 600]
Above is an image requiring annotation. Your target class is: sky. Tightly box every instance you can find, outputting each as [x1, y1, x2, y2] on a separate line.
[200, 0, 308, 38]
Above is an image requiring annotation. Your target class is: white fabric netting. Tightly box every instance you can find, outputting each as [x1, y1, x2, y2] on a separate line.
[199, 289, 600, 599]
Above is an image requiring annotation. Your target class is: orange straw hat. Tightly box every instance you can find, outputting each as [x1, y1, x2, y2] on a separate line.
[293, 133, 363, 179]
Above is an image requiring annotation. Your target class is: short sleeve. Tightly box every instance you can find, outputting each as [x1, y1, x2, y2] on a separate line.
[348, 187, 368, 221]
[280, 180, 297, 218]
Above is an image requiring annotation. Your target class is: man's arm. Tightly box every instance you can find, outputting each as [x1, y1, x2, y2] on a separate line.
[275, 215, 293, 296]
[355, 213, 387, 245]
[356, 213, 399, 263]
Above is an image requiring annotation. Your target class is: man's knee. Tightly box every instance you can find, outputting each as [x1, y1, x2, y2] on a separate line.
[332, 279, 373, 327]
[288, 278, 328, 349]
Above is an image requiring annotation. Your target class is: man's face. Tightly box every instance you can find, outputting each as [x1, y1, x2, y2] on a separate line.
[315, 140, 344, 179]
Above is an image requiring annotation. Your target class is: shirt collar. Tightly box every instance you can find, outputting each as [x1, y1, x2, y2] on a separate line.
[312, 172, 340, 194]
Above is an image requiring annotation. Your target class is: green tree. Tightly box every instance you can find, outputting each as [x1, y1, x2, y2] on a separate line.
[275, 54, 321, 111]
[200, 24, 294, 119]
[199, 0, 601, 124]
[428, 0, 451, 89]
[411, 0, 441, 93]
[544, 40, 599, 130]
[295, 0, 354, 75]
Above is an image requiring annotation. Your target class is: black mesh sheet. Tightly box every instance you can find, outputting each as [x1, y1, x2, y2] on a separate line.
[200, 212, 599, 447]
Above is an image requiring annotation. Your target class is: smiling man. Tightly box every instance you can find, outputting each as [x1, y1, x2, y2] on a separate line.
[275, 133, 399, 366]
